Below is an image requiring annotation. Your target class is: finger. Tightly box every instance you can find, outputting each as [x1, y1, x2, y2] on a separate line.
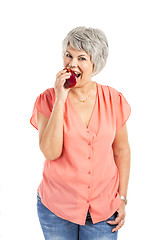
[107, 210, 126, 225]
[112, 219, 125, 232]
[56, 69, 67, 78]
[107, 215, 121, 225]
[56, 73, 71, 84]
[59, 72, 71, 79]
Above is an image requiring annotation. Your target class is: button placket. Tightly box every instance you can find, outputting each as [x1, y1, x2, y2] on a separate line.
[87, 153, 92, 202]
[86, 130, 95, 203]
[87, 134, 93, 161]
[87, 166, 92, 202]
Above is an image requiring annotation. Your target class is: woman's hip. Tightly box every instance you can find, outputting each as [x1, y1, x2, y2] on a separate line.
[36, 192, 118, 240]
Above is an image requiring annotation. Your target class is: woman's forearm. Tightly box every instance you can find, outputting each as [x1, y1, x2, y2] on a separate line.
[40, 99, 65, 160]
[114, 147, 131, 198]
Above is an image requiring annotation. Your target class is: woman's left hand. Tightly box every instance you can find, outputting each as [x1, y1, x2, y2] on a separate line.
[107, 200, 126, 232]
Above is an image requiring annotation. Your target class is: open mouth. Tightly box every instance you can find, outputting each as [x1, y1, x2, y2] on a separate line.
[74, 72, 81, 78]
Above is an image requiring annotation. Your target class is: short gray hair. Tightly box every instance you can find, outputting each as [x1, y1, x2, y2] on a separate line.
[62, 26, 109, 75]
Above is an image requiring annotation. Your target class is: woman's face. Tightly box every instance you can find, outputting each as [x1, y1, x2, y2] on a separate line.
[63, 45, 94, 87]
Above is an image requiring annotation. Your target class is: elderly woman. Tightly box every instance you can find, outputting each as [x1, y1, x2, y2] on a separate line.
[30, 26, 131, 240]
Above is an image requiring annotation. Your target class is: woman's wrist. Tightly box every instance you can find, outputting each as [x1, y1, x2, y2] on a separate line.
[120, 195, 128, 205]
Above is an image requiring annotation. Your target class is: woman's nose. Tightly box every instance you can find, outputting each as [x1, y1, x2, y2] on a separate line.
[69, 58, 78, 67]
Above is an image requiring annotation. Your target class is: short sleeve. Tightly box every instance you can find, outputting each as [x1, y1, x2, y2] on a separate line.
[30, 88, 55, 130]
[116, 92, 131, 131]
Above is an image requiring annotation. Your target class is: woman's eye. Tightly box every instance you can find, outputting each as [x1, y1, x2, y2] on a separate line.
[66, 54, 72, 58]
[79, 57, 86, 61]
[65, 54, 86, 61]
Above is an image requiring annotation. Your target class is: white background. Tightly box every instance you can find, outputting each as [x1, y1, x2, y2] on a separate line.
[0, 0, 160, 239]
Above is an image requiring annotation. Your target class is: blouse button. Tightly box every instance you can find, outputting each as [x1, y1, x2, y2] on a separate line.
[87, 200, 90, 203]
[88, 156, 91, 160]
[88, 185, 91, 189]
[88, 171, 91, 174]
[88, 142, 91, 145]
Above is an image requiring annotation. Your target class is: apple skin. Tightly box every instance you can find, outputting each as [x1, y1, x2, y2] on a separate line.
[63, 68, 77, 88]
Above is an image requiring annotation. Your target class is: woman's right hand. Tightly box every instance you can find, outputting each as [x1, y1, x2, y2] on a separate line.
[54, 69, 71, 103]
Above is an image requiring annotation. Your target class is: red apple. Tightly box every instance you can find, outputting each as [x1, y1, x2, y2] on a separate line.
[63, 68, 77, 88]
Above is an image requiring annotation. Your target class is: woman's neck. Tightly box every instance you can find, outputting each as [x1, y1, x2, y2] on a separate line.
[69, 81, 96, 98]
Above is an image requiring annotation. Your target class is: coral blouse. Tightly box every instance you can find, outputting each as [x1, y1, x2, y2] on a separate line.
[30, 82, 131, 225]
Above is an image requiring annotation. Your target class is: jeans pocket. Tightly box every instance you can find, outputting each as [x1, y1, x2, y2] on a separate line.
[107, 211, 118, 221]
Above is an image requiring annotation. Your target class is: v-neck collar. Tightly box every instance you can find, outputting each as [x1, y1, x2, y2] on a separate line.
[67, 82, 99, 131]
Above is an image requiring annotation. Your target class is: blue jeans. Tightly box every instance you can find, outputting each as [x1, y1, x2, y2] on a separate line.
[37, 193, 118, 240]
